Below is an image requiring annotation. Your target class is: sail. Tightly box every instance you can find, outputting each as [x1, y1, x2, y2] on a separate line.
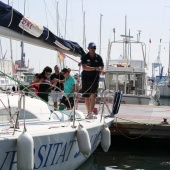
[0, 1, 85, 57]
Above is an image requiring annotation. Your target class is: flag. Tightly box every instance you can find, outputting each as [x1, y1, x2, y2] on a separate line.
[58, 51, 66, 63]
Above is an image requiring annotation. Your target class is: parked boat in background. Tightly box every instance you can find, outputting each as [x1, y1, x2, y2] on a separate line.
[157, 76, 170, 98]
[0, 59, 17, 90]
[103, 17, 160, 105]
[156, 41, 170, 98]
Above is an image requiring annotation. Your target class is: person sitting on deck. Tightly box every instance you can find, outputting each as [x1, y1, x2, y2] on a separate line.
[52, 68, 76, 110]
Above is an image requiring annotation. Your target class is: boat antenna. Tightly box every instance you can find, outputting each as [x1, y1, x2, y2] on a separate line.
[113, 28, 115, 42]
[137, 30, 142, 42]
[120, 16, 133, 60]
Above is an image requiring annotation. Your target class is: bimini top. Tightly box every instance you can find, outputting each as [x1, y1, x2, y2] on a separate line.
[0, 1, 85, 57]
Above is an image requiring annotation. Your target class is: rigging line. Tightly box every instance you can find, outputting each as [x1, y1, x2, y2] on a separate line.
[43, 0, 57, 27]
[44, 0, 70, 39]
[51, 0, 60, 36]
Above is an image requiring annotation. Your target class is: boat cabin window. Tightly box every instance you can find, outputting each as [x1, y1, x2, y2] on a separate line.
[107, 73, 145, 95]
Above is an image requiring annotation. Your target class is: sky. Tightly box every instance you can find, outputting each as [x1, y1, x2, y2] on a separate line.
[1, 0, 170, 76]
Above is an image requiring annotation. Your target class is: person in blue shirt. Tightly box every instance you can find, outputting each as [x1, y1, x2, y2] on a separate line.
[53, 68, 76, 110]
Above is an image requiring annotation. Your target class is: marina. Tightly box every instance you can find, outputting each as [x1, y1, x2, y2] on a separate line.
[1, 0, 170, 169]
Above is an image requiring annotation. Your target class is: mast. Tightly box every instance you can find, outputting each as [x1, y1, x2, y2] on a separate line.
[64, 0, 68, 39]
[168, 29, 170, 78]
[56, 1, 59, 37]
[83, 11, 86, 49]
[120, 16, 133, 60]
[8, 0, 13, 75]
[99, 14, 103, 55]
[56, 1, 59, 65]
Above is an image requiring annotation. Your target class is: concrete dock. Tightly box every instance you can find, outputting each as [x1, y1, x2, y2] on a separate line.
[110, 104, 170, 138]
[77, 102, 170, 138]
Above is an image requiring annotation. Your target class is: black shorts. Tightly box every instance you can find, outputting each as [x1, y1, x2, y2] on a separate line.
[60, 96, 74, 108]
[81, 77, 99, 97]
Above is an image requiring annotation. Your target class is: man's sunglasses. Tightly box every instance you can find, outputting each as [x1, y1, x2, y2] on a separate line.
[90, 47, 96, 49]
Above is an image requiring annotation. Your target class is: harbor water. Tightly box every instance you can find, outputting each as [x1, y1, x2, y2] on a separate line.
[77, 98, 170, 170]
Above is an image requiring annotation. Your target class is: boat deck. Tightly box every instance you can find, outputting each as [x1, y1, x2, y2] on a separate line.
[110, 104, 170, 138]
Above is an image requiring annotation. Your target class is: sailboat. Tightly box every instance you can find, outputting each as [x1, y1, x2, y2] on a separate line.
[103, 16, 160, 105]
[0, 2, 121, 170]
[156, 38, 170, 98]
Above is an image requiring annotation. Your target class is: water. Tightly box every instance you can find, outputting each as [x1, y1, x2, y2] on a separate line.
[77, 137, 170, 170]
[159, 98, 170, 106]
[77, 98, 170, 170]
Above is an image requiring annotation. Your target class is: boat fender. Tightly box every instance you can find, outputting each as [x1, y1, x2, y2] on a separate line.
[17, 131, 34, 170]
[112, 91, 123, 115]
[101, 124, 111, 152]
[77, 124, 91, 158]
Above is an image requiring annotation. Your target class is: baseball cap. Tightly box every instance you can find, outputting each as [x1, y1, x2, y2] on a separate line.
[88, 42, 96, 48]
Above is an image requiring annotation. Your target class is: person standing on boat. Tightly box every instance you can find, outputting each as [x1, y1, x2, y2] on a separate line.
[38, 66, 52, 102]
[59, 68, 76, 110]
[50, 65, 64, 109]
[81, 42, 104, 118]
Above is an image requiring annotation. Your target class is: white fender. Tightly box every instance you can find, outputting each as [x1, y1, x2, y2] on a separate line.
[77, 124, 91, 158]
[17, 131, 34, 170]
[101, 124, 111, 152]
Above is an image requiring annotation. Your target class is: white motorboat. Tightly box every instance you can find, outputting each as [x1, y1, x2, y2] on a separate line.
[104, 17, 160, 105]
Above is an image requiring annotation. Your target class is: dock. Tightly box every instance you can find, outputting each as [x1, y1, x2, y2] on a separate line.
[110, 104, 170, 138]
[61, 101, 170, 139]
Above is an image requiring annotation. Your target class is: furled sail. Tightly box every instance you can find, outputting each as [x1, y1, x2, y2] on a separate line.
[0, 1, 85, 57]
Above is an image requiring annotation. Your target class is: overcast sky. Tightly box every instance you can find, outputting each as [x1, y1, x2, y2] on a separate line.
[1, 0, 170, 76]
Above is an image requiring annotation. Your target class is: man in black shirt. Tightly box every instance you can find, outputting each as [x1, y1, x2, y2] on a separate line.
[81, 42, 104, 118]
[50, 65, 64, 109]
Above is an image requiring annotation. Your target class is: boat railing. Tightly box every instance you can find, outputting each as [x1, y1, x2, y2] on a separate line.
[106, 59, 145, 69]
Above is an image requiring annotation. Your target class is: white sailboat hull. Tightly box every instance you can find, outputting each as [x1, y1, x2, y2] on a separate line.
[0, 122, 111, 170]
[0, 93, 113, 170]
